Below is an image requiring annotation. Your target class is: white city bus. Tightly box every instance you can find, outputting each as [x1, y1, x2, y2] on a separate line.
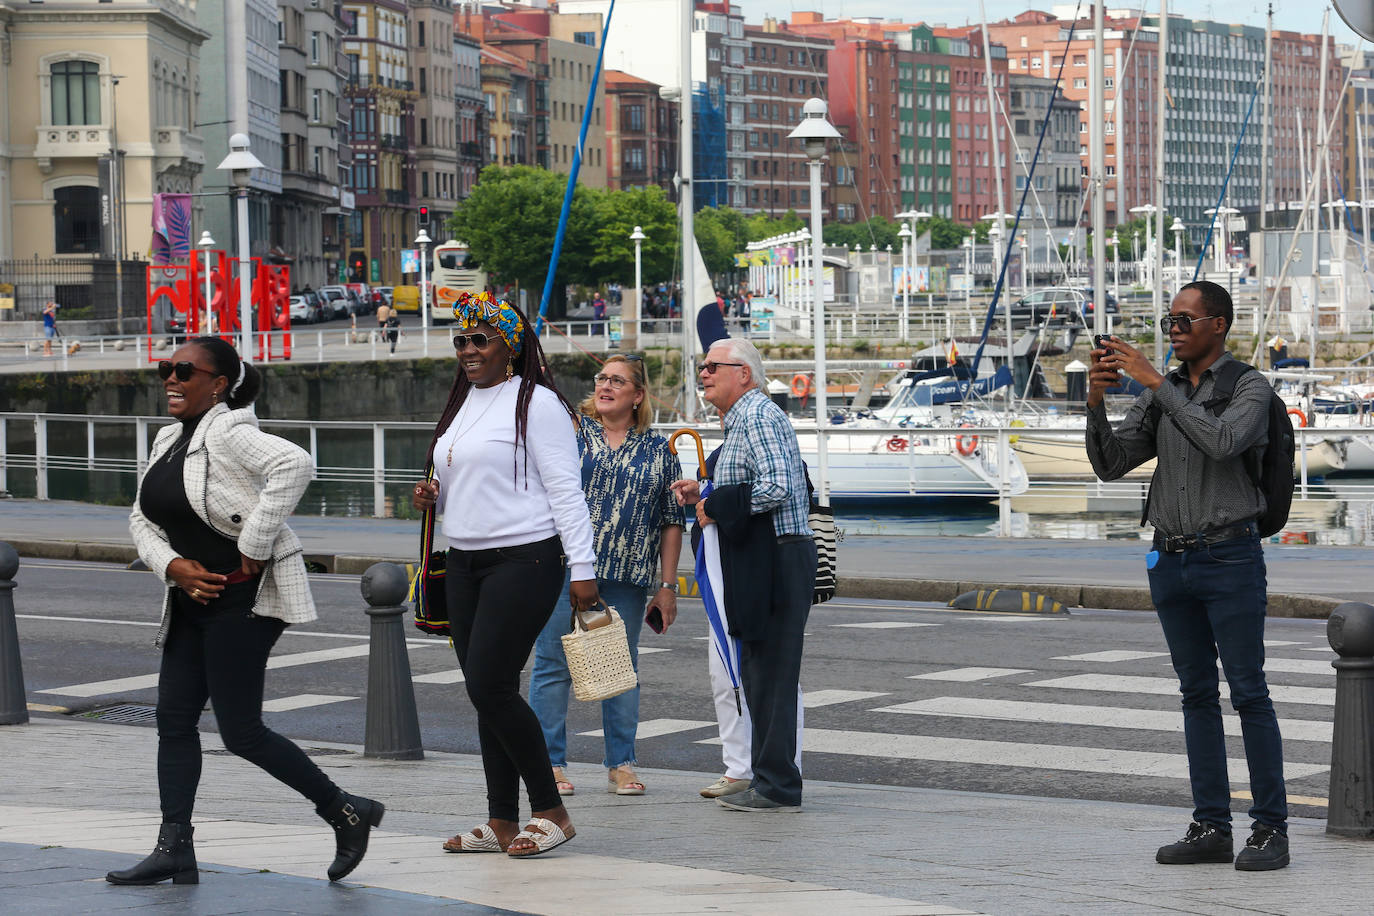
[430, 240, 487, 325]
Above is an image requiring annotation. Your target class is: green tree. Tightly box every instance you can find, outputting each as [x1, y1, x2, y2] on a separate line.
[694, 206, 742, 277]
[924, 214, 972, 250]
[448, 165, 601, 302]
[589, 185, 679, 286]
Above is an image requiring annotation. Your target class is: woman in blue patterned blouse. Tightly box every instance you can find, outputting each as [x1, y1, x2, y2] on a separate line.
[529, 354, 686, 796]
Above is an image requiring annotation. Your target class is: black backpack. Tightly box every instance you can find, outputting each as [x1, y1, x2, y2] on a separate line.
[1143, 359, 1294, 538]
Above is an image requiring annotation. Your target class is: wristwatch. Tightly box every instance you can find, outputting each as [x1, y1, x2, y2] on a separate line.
[660, 580, 679, 593]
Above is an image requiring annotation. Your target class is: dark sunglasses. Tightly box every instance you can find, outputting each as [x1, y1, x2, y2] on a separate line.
[1159, 314, 1224, 334]
[452, 332, 500, 350]
[157, 360, 217, 382]
[699, 361, 745, 375]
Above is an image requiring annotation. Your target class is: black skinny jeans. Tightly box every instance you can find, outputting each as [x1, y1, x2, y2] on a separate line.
[446, 537, 566, 823]
[156, 582, 337, 824]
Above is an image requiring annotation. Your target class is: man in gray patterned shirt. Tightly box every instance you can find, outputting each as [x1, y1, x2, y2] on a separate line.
[1086, 280, 1289, 872]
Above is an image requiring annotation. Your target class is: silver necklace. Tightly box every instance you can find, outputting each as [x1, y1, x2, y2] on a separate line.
[446, 380, 508, 466]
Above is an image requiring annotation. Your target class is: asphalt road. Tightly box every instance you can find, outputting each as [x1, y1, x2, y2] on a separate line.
[14, 558, 1336, 818]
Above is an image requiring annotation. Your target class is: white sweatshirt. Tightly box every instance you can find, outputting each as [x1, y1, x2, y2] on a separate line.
[433, 377, 596, 581]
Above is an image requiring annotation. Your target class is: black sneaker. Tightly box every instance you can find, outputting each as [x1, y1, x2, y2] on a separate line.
[1155, 821, 1234, 864]
[1235, 824, 1289, 871]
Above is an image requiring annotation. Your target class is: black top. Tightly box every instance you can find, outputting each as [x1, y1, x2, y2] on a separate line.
[139, 412, 242, 575]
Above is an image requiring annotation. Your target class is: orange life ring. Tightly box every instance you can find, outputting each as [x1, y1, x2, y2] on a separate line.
[791, 373, 814, 398]
[956, 433, 980, 456]
[1287, 408, 1308, 428]
[886, 436, 908, 452]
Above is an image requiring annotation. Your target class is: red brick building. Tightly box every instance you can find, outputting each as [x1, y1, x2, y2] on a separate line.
[603, 70, 678, 196]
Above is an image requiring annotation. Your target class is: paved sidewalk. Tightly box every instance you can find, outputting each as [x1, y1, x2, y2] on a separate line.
[2, 716, 1371, 915]
[1, 498, 1365, 613]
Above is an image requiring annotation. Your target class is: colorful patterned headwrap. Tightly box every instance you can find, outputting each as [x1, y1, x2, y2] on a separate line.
[453, 291, 524, 357]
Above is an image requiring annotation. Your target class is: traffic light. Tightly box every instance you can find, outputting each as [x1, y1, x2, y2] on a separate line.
[418, 206, 429, 227]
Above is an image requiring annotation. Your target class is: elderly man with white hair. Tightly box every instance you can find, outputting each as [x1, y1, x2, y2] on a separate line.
[672, 337, 815, 812]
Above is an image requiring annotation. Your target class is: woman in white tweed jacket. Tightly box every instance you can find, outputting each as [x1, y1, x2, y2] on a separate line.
[111, 336, 382, 889]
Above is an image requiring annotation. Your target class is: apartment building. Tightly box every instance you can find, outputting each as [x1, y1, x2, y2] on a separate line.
[480, 44, 533, 168]
[471, 8, 607, 187]
[342, 0, 416, 285]
[0, 0, 208, 262]
[1269, 29, 1345, 221]
[890, 26, 953, 220]
[604, 71, 678, 196]
[316, 0, 354, 283]
[198, 0, 283, 261]
[454, 29, 486, 201]
[741, 20, 834, 218]
[1008, 74, 1081, 227]
[937, 26, 1013, 225]
[989, 9, 1159, 227]
[410, 0, 458, 229]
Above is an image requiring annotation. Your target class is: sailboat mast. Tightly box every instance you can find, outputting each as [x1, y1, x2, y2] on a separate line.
[1153, 1, 1168, 365]
[680, 0, 696, 423]
[1257, 3, 1271, 346]
[977, 0, 1010, 406]
[1312, 10, 1330, 363]
[1091, 2, 1108, 337]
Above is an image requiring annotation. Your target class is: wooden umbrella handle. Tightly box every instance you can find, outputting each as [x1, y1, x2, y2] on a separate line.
[667, 428, 707, 480]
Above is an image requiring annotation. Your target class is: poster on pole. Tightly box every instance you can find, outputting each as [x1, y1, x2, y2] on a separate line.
[400, 248, 419, 274]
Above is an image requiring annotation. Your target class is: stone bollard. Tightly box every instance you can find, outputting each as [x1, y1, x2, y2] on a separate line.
[1326, 601, 1374, 836]
[360, 563, 424, 760]
[0, 542, 29, 725]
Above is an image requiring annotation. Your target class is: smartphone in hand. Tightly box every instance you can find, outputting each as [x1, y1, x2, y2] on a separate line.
[645, 606, 665, 634]
[1093, 334, 1114, 351]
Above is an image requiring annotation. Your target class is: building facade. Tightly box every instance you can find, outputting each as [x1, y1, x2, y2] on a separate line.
[409, 0, 458, 230]
[604, 70, 678, 196]
[1008, 74, 1080, 227]
[454, 29, 486, 203]
[2, 0, 208, 264]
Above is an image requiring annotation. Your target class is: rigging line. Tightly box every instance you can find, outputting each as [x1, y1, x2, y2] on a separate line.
[535, 0, 616, 336]
[963, 0, 1083, 400]
[1192, 76, 1261, 282]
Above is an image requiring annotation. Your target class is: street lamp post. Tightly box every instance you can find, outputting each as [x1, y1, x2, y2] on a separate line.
[788, 97, 842, 506]
[1171, 217, 1186, 288]
[895, 208, 931, 340]
[630, 225, 645, 345]
[1130, 204, 1159, 293]
[198, 230, 216, 336]
[216, 133, 265, 360]
[1019, 234, 1030, 299]
[1108, 233, 1119, 305]
[416, 228, 432, 357]
[962, 235, 973, 305]
[897, 223, 911, 341]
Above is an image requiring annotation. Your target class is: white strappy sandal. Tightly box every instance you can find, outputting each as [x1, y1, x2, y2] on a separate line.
[506, 817, 576, 858]
[442, 824, 505, 853]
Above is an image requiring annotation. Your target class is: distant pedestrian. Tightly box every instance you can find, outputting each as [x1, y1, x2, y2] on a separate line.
[670, 337, 815, 812]
[529, 354, 685, 798]
[114, 336, 383, 888]
[1086, 280, 1289, 871]
[411, 291, 596, 857]
[376, 301, 392, 341]
[42, 300, 57, 356]
[386, 312, 400, 354]
[593, 294, 607, 336]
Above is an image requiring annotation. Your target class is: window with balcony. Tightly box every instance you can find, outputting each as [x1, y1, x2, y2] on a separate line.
[54, 185, 100, 253]
[51, 61, 101, 126]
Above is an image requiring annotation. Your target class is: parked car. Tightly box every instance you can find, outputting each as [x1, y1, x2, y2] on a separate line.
[344, 282, 374, 314]
[299, 289, 326, 323]
[288, 295, 312, 325]
[319, 286, 352, 320]
[372, 286, 394, 309]
[391, 285, 421, 313]
[1001, 287, 1119, 327]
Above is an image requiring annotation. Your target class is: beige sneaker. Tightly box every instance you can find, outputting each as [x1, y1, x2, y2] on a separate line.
[700, 776, 750, 799]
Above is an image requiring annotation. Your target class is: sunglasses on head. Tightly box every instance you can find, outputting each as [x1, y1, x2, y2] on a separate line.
[1159, 314, 1224, 334]
[157, 360, 217, 382]
[452, 332, 500, 350]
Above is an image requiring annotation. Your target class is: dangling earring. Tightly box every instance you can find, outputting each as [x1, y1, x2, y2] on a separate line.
[506, 360, 513, 381]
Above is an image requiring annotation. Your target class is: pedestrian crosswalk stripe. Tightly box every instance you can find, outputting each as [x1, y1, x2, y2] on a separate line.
[637, 647, 671, 655]
[874, 696, 1333, 743]
[908, 667, 1031, 682]
[802, 690, 889, 708]
[39, 644, 441, 698]
[697, 728, 1329, 780]
[1027, 673, 1335, 707]
[1053, 650, 1170, 663]
[262, 694, 355, 712]
[580, 718, 714, 739]
[1261, 657, 1335, 677]
[413, 669, 465, 684]
[1264, 640, 1305, 647]
[831, 621, 940, 629]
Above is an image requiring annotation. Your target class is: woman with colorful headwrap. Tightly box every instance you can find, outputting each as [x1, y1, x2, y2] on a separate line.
[412, 292, 598, 858]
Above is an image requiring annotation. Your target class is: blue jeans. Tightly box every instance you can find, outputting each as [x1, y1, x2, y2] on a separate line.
[1147, 533, 1287, 831]
[529, 574, 647, 769]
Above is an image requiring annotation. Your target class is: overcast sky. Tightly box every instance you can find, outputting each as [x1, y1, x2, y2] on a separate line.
[730, 1, 1360, 46]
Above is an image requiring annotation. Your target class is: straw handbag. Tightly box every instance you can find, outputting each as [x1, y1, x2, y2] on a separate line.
[561, 601, 638, 702]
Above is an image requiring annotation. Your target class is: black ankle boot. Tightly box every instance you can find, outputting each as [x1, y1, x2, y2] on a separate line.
[106, 822, 198, 885]
[316, 791, 385, 882]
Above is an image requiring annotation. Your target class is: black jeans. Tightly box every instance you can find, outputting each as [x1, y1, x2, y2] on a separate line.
[739, 537, 817, 806]
[447, 537, 567, 822]
[156, 583, 337, 824]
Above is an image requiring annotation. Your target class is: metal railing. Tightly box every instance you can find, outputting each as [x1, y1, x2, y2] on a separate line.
[4, 413, 1372, 538]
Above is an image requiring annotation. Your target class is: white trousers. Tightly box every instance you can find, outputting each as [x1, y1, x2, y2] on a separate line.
[707, 619, 803, 781]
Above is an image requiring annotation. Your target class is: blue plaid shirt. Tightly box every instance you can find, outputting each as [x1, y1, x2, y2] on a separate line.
[713, 387, 811, 537]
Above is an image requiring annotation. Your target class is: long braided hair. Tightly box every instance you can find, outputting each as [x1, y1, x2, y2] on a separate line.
[424, 298, 575, 484]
